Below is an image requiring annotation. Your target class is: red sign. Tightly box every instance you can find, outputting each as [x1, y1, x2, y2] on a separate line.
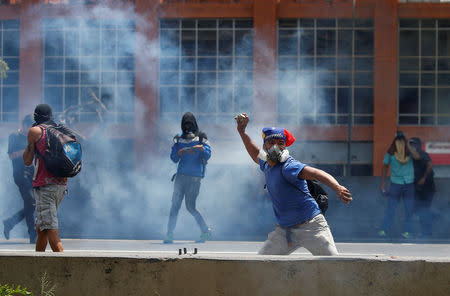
[425, 142, 450, 165]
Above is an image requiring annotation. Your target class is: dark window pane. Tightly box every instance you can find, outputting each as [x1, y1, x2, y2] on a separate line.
[316, 116, 335, 125]
[2, 87, 18, 112]
[355, 58, 373, 71]
[198, 31, 216, 56]
[399, 73, 419, 86]
[300, 57, 314, 70]
[338, 19, 353, 28]
[337, 57, 352, 71]
[421, 58, 436, 71]
[316, 71, 335, 86]
[337, 88, 350, 113]
[399, 19, 419, 28]
[338, 72, 351, 86]
[421, 88, 435, 114]
[438, 88, 450, 114]
[421, 20, 435, 28]
[300, 115, 314, 124]
[438, 73, 450, 85]
[235, 30, 253, 56]
[421, 31, 436, 56]
[197, 72, 216, 85]
[355, 72, 373, 86]
[317, 19, 335, 28]
[160, 30, 180, 57]
[65, 87, 79, 107]
[300, 19, 314, 28]
[399, 88, 419, 114]
[400, 58, 419, 71]
[219, 20, 233, 29]
[198, 20, 216, 29]
[235, 20, 253, 29]
[438, 31, 450, 56]
[438, 19, 450, 28]
[300, 30, 314, 55]
[351, 164, 373, 176]
[44, 72, 63, 85]
[399, 116, 418, 125]
[160, 20, 179, 29]
[218, 71, 232, 85]
[278, 30, 298, 56]
[219, 30, 233, 56]
[354, 116, 373, 125]
[181, 71, 195, 85]
[43, 87, 63, 112]
[181, 20, 196, 29]
[316, 58, 335, 71]
[44, 31, 64, 56]
[420, 116, 435, 125]
[181, 58, 195, 71]
[400, 30, 419, 56]
[437, 116, 450, 125]
[355, 19, 373, 28]
[197, 57, 216, 71]
[234, 57, 253, 71]
[160, 57, 179, 71]
[354, 88, 373, 114]
[65, 72, 80, 85]
[438, 58, 450, 71]
[3, 20, 19, 29]
[316, 30, 336, 55]
[2, 70, 18, 85]
[338, 30, 352, 56]
[355, 30, 373, 55]
[181, 30, 196, 56]
[421, 73, 435, 86]
[279, 19, 297, 28]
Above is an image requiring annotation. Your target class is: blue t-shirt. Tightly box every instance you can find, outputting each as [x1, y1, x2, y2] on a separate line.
[170, 135, 211, 177]
[259, 157, 321, 228]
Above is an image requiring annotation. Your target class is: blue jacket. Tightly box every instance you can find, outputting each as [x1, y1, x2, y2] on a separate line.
[170, 135, 211, 177]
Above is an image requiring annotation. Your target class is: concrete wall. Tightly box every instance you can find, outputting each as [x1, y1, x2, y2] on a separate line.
[0, 254, 449, 296]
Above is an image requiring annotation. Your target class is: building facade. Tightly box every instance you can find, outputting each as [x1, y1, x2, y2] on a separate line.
[0, 0, 449, 176]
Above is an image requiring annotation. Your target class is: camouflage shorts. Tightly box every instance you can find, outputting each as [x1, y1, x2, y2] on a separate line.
[34, 184, 66, 231]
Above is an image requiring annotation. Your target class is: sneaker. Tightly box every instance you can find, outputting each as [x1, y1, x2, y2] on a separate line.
[195, 228, 211, 243]
[163, 234, 173, 244]
[401, 232, 411, 239]
[377, 230, 386, 237]
[3, 220, 11, 240]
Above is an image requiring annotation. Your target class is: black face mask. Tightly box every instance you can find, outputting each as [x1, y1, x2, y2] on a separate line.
[34, 104, 54, 125]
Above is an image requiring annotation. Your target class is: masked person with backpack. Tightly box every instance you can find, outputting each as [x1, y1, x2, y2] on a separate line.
[3, 115, 36, 243]
[235, 113, 352, 255]
[163, 112, 212, 244]
[23, 104, 81, 252]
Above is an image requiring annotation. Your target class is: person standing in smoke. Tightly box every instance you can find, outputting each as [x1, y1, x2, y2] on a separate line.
[3, 115, 36, 243]
[235, 113, 352, 255]
[379, 131, 421, 239]
[23, 104, 67, 252]
[163, 112, 212, 244]
[409, 137, 437, 238]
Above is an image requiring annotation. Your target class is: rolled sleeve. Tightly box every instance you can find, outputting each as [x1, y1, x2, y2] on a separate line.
[383, 153, 391, 165]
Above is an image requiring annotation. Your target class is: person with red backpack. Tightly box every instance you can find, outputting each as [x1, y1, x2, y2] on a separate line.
[235, 113, 352, 255]
[23, 104, 68, 252]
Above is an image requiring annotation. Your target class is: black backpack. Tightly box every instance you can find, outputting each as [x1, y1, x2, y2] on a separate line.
[37, 124, 82, 178]
[278, 162, 329, 214]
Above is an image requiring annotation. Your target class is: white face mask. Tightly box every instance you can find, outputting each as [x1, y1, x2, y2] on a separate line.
[258, 145, 290, 163]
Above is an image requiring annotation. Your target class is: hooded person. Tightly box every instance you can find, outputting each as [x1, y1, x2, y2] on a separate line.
[33, 103, 56, 126]
[235, 113, 352, 256]
[379, 131, 421, 239]
[163, 112, 212, 244]
[409, 137, 437, 237]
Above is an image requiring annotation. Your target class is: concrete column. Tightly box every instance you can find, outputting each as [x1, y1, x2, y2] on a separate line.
[134, 0, 159, 172]
[253, 0, 277, 126]
[18, 0, 42, 119]
[373, 0, 398, 176]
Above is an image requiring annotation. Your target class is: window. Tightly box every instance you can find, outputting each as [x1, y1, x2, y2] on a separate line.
[399, 19, 450, 125]
[42, 18, 135, 124]
[277, 18, 374, 125]
[0, 19, 20, 123]
[159, 19, 254, 125]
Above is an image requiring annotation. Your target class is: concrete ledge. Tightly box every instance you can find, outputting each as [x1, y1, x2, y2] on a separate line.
[0, 253, 449, 296]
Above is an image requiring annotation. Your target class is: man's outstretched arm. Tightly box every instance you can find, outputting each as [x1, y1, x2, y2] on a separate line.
[235, 113, 260, 164]
[299, 166, 353, 204]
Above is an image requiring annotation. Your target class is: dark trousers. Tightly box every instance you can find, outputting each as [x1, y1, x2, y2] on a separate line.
[382, 183, 415, 234]
[5, 177, 36, 240]
[167, 174, 208, 235]
[414, 188, 435, 236]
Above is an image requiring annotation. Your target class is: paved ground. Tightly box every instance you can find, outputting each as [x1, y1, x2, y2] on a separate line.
[0, 238, 449, 260]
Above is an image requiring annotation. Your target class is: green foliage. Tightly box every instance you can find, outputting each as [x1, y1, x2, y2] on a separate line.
[0, 283, 32, 296]
[0, 57, 8, 79]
